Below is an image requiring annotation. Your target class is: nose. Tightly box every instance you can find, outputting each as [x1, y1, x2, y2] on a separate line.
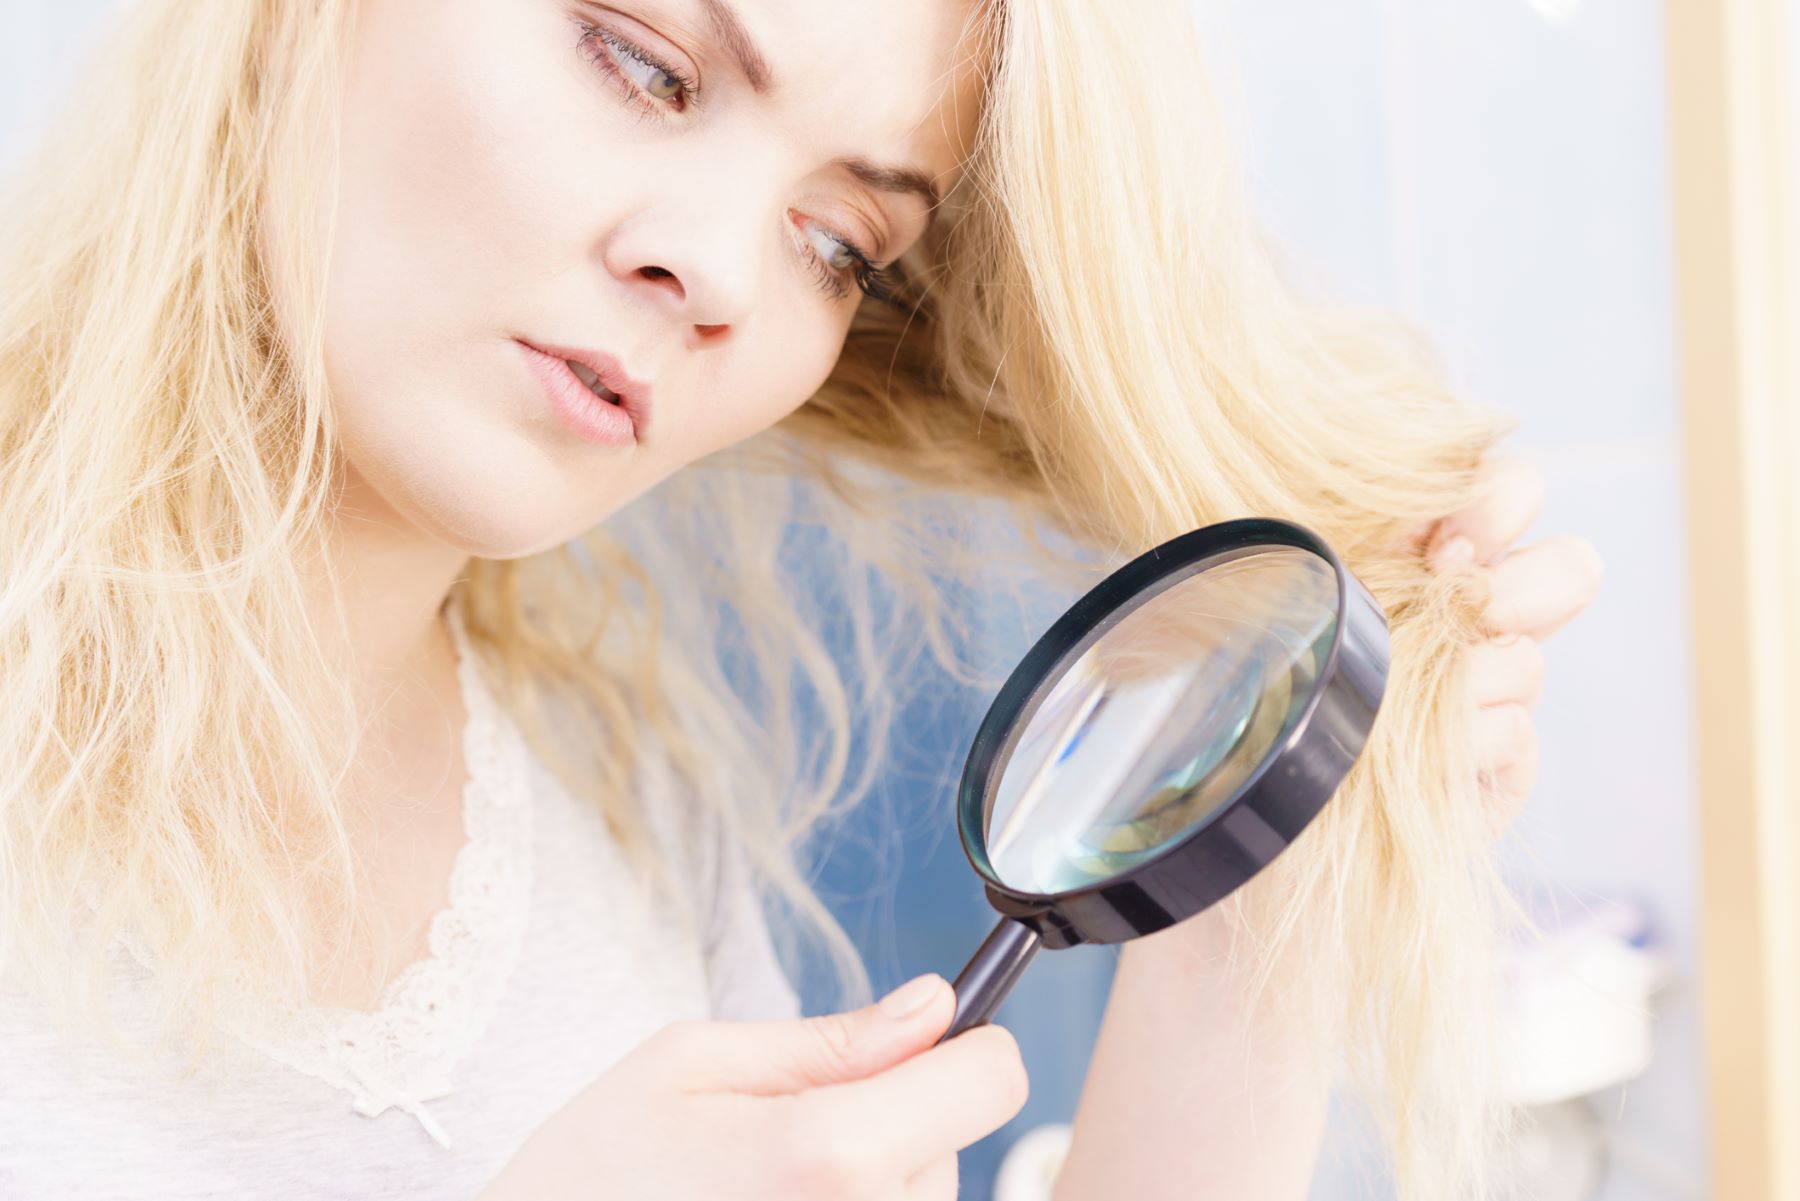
[602, 207, 762, 341]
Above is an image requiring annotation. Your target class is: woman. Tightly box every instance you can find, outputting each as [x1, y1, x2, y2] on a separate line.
[0, 0, 1600, 1198]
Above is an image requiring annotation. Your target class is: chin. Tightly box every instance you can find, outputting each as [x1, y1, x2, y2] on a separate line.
[426, 485, 604, 560]
[343, 445, 589, 560]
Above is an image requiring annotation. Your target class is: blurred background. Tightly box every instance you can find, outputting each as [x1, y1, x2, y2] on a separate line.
[794, 3, 1795, 1198]
[4, 2, 1795, 1199]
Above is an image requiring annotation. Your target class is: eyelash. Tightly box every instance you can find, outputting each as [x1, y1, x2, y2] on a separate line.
[573, 19, 902, 307]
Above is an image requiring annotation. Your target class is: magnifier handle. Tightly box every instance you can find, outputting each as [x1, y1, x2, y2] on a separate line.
[937, 918, 1042, 1044]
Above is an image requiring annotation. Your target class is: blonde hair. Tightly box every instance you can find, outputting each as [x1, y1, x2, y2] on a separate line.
[0, 1, 1513, 1197]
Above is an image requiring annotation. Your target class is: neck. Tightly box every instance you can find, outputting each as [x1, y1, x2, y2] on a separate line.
[305, 465, 474, 714]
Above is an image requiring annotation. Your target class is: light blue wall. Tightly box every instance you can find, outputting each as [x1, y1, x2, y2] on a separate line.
[0, 1, 114, 174]
[1190, 3, 1704, 1197]
[802, 557, 1105, 1201]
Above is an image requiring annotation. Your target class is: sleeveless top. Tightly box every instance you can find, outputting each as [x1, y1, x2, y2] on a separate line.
[0, 593, 804, 1199]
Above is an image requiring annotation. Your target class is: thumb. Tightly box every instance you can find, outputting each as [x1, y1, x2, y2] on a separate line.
[680, 972, 954, 1096]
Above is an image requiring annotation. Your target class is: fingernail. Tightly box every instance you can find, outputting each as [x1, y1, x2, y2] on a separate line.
[877, 973, 942, 1019]
[1432, 535, 1475, 570]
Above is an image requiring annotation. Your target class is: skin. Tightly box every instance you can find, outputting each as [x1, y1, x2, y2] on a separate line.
[302, 0, 979, 1004]
[309, 0, 980, 699]
[302, 0, 1603, 1194]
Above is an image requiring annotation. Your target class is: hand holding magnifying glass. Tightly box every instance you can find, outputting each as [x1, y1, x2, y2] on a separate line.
[936, 518, 1389, 1040]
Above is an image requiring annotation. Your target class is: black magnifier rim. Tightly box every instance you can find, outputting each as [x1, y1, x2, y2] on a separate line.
[956, 518, 1390, 949]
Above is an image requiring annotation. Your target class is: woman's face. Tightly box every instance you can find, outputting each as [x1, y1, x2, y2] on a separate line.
[319, 0, 982, 557]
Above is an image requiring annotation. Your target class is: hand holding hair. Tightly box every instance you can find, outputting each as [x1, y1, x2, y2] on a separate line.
[1424, 455, 1606, 833]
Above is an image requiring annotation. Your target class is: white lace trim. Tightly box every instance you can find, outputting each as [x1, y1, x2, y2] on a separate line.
[218, 590, 537, 1149]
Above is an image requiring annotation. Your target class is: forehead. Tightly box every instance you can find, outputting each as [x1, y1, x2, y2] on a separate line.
[694, 0, 988, 186]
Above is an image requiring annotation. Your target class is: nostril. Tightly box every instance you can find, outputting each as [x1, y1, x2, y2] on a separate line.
[637, 264, 684, 301]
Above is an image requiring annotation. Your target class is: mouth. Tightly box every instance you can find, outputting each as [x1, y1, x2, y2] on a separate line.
[563, 358, 621, 405]
[513, 337, 654, 443]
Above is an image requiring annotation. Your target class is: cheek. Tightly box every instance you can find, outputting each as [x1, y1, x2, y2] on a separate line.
[322, 0, 571, 369]
[691, 310, 850, 454]
[309, 0, 862, 546]
[312, 1, 609, 552]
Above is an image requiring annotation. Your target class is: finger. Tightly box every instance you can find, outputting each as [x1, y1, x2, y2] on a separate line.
[900, 1155, 959, 1201]
[801, 1023, 1029, 1179]
[1473, 701, 1534, 774]
[1473, 702, 1537, 834]
[653, 973, 955, 1095]
[1482, 535, 1604, 639]
[1466, 636, 1546, 710]
[1429, 456, 1546, 569]
[1478, 713, 1539, 837]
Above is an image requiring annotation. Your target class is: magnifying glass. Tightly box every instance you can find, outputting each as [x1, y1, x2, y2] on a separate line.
[938, 518, 1389, 1041]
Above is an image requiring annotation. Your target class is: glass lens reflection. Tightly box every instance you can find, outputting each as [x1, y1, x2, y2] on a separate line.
[985, 546, 1338, 894]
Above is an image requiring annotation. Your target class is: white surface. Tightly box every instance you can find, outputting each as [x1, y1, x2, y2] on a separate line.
[1497, 899, 1669, 1107]
[995, 1122, 1074, 1201]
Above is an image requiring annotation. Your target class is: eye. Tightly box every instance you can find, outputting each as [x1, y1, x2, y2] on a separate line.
[796, 217, 901, 305]
[576, 21, 698, 115]
[614, 42, 685, 101]
[802, 223, 860, 272]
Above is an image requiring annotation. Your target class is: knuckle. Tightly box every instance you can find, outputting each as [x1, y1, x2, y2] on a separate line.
[973, 1025, 1030, 1113]
[648, 1018, 703, 1060]
[617, 1019, 709, 1087]
[1478, 591, 1513, 633]
[807, 1013, 862, 1075]
[1492, 750, 1538, 827]
[1476, 703, 1533, 767]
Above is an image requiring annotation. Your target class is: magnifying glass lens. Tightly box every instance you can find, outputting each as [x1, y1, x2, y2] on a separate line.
[985, 546, 1338, 894]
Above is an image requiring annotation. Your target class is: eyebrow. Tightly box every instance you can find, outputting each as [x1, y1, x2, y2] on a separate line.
[837, 157, 942, 211]
[699, 0, 773, 93]
[698, 0, 944, 213]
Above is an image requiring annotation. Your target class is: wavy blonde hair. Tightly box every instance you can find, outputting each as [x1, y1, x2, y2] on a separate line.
[0, 0, 1513, 1196]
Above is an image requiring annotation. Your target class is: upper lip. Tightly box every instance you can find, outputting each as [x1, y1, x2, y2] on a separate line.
[518, 337, 655, 439]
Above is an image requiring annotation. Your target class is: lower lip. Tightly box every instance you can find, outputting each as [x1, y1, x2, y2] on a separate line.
[514, 339, 636, 448]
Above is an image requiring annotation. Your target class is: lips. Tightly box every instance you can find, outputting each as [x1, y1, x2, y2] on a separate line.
[514, 337, 654, 441]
